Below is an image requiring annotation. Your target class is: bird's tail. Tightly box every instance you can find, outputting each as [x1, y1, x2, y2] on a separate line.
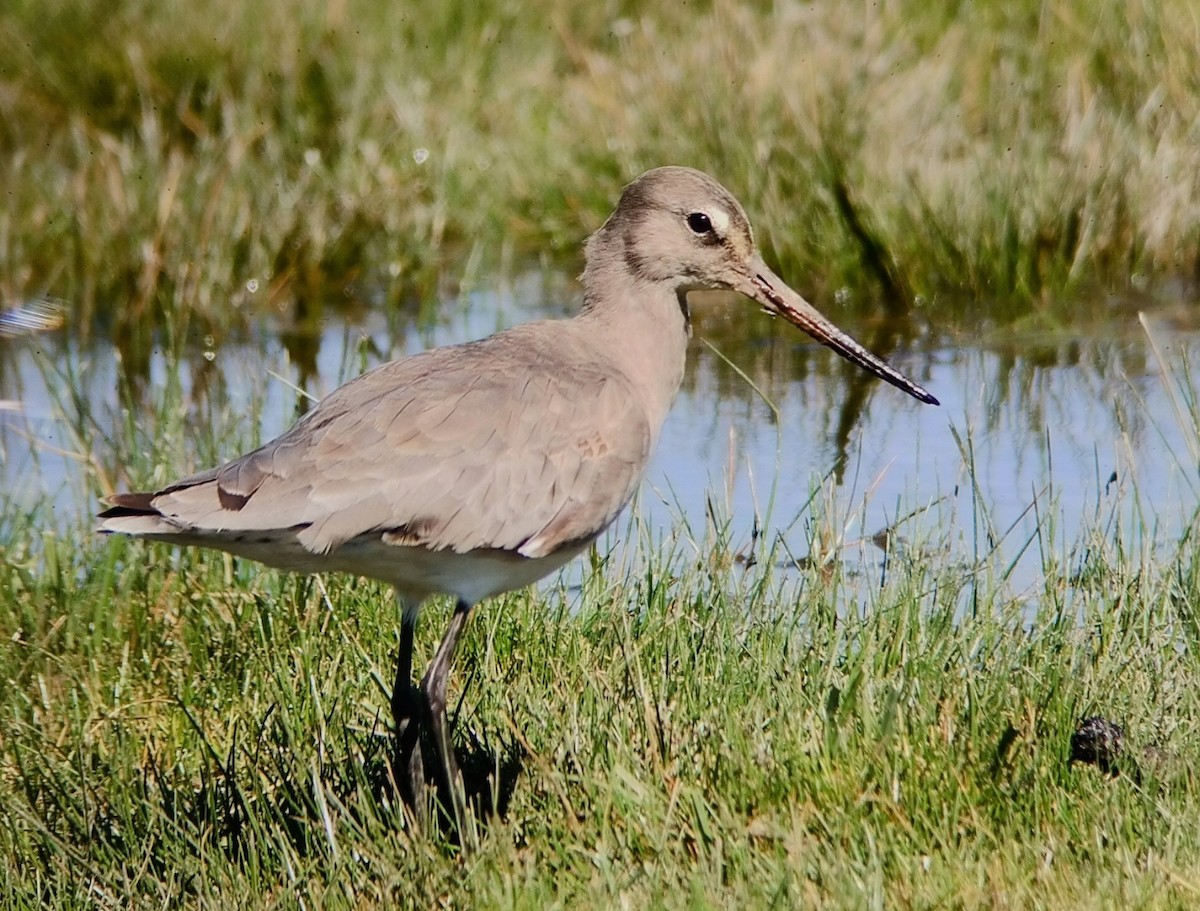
[96, 493, 179, 536]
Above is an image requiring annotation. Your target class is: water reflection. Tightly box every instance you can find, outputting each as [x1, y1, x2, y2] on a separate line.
[2, 272, 1197, 596]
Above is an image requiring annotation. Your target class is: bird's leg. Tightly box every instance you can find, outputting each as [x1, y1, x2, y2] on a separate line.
[419, 598, 474, 830]
[390, 599, 425, 813]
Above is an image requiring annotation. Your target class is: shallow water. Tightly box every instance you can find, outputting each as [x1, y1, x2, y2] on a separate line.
[2, 273, 1198, 596]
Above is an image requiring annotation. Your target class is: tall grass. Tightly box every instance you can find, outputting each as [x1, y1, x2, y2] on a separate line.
[2, 0, 1199, 358]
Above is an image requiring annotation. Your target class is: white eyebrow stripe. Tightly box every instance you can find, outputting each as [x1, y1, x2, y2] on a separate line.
[708, 208, 731, 235]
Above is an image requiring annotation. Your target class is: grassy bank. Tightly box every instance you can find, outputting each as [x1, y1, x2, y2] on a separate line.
[2, 485, 1199, 907]
[2, 0, 1199, 354]
[3, 367, 1200, 907]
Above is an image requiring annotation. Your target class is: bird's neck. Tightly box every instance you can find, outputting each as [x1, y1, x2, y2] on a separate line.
[577, 259, 690, 442]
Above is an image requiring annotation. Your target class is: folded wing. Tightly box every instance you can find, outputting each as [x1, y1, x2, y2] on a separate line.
[101, 325, 652, 561]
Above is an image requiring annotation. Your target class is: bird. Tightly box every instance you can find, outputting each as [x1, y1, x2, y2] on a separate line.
[97, 166, 938, 828]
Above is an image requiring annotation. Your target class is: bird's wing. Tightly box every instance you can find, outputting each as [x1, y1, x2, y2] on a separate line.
[138, 326, 652, 558]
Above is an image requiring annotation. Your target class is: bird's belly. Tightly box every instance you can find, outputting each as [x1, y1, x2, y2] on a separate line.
[159, 528, 591, 605]
[327, 535, 591, 604]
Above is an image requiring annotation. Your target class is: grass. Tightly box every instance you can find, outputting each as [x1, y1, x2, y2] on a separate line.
[2, 0, 1200, 352]
[3, 465, 1200, 907]
[4, 0, 1200, 905]
[3, 335, 1200, 906]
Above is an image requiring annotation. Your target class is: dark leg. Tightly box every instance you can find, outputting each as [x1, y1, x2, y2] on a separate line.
[420, 598, 474, 830]
[390, 607, 418, 727]
[390, 599, 425, 812]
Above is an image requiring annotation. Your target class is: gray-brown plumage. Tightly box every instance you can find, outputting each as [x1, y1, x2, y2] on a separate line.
[101, 332, 649, 590]
[98, 166, 937, 828]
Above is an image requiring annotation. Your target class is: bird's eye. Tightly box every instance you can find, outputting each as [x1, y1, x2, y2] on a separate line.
[687, 212, 713, 235]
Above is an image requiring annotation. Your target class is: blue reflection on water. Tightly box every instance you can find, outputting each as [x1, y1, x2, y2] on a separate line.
[2, 275, 1197, 600]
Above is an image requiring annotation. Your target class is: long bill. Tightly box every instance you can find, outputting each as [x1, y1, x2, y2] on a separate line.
[740, 258, 939, 406]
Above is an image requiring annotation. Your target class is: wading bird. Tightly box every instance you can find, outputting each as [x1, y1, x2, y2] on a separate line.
[98, 167, 938, 828]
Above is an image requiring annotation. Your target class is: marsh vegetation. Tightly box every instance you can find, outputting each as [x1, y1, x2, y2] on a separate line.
[3, 0, 1200, 906]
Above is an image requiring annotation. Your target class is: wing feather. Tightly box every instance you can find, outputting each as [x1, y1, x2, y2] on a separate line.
[137, 323, 652, 559]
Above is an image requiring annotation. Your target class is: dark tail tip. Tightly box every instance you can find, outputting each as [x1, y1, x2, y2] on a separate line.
[97, 491, 159, 519]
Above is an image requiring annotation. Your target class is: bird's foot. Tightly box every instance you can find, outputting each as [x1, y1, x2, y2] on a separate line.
[391, 684, 427, 815]
[390, 686, 465, 835]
